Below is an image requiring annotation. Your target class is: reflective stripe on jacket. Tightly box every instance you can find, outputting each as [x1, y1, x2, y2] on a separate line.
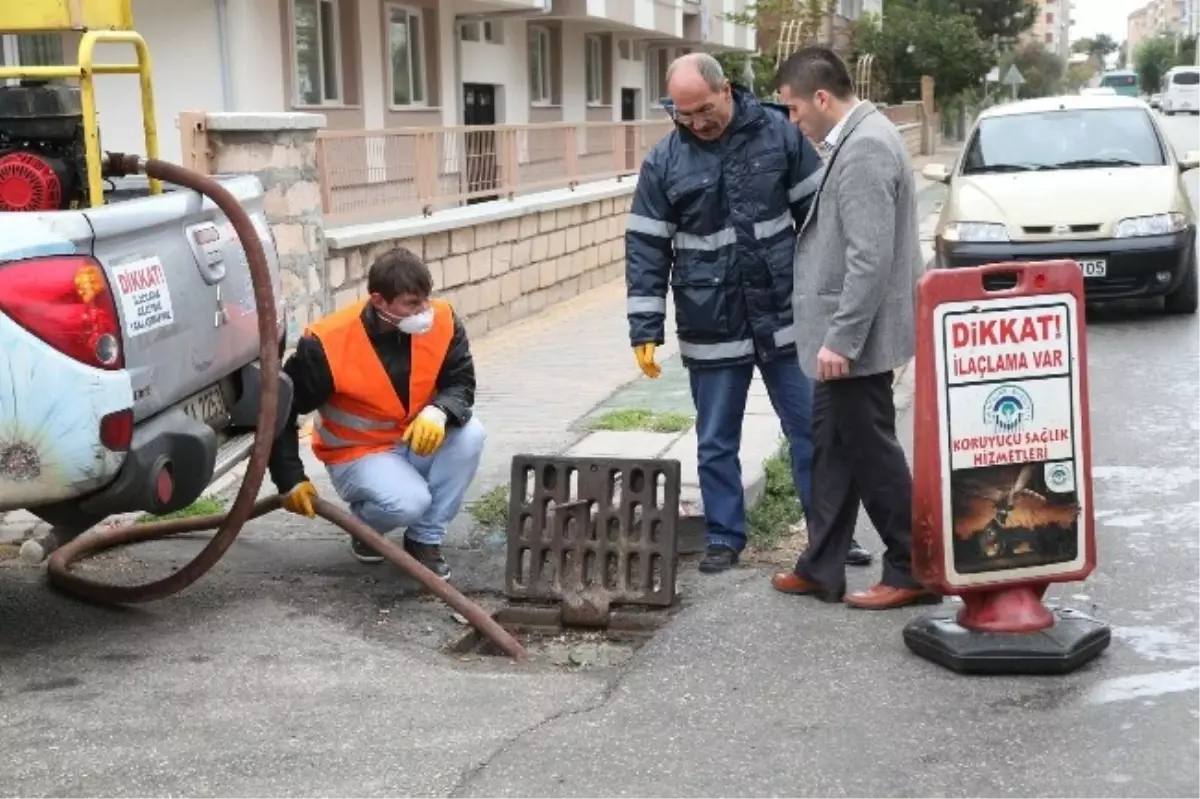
[625, 85, 825, 370]
[307, 299, 455, 465]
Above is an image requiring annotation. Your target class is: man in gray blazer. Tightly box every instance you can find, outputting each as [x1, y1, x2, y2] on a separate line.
[768, 47, 941, 610]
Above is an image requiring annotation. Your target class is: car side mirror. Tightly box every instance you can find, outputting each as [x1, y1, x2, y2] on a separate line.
[922, 163, 952, 184]
[1179, 150, 1200, 171]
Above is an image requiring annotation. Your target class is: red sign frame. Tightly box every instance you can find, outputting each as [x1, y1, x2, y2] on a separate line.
[912, 260, 1096, 599]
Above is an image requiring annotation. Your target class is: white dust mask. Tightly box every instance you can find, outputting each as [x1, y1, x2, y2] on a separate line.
[397, 308, 434, 335]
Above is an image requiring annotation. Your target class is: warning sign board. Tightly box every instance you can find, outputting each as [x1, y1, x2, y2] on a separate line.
[111, 256, 176, 337]
[912, 262, 1095, 593]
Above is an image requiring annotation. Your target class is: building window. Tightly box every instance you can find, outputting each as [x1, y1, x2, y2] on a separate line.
[647, 47, 670, 105]
[1045, 31, 1054, 43]
[292, 0, 341, 105]
[0, 33, 65, 85]
[585, 35, 604, 104]
[387, 4, 426, 106]
[529, 25, 552, 104]
[1046, 11, 1054, 23]
[460, 20, 503, 44]
[617, 38, 642, 61]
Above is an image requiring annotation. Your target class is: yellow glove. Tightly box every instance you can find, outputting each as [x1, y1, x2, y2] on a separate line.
[283, 480, 318, 518]
[633, 343, 661, 379]
[402, 405, 447, 457]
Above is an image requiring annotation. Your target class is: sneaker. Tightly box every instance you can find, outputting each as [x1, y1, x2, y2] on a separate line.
[404, 538, 451, 579]
[350, 535, 385, 565]
[698, 545, 739, 574]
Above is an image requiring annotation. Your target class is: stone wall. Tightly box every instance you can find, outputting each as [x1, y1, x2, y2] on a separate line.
[324, 184, 633, 340]
[182, 112, 328, 344]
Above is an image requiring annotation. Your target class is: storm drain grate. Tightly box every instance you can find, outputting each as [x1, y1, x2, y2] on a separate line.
[505, 455, 681, 626]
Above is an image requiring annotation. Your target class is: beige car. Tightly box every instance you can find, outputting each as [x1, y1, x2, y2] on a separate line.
[924, 94, 1199, 314]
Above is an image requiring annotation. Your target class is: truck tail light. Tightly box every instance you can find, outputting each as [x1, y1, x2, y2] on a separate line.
[0, 255, 124, 370]
[99, 409, 134, 452]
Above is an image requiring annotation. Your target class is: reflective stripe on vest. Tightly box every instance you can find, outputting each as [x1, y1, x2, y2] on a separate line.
[305, 298, 455, 465]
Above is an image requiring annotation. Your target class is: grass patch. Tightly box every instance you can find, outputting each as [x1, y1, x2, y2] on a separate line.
[137, 495, 225, 524]
[588, 408, 695, 434]
[746, 443, 803, 550]
[470, 484, 510, 529]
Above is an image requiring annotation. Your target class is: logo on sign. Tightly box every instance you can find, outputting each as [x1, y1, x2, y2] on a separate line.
[983, 384, 1034, 434]
[1045, 461, 1075, 493]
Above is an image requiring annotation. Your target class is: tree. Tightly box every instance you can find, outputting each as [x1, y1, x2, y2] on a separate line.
[1180, 35, 1197, 67]
[1064, 62, 1095, 92]
[1073, 33, 1118, 60]
[887, 0, 1037, 44]
[1116, 42, 1128, 69]
[1134, 35, 1178, 93]
[713, 0, 835, 96]
[1009, 42, 1066, 98]
[851, 4, 994, 104]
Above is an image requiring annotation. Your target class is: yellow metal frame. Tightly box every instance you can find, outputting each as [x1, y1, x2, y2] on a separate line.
[0, 0, 133, 31]
[0, 0, 160, 206]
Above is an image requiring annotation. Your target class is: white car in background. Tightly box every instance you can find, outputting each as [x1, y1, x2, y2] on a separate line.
[1162, 66, 1200, 115]
[923, 94, 1199, 314]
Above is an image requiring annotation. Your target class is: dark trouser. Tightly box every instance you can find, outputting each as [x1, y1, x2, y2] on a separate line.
[689, 355, 814, 553]
[794, 371, 921, 591]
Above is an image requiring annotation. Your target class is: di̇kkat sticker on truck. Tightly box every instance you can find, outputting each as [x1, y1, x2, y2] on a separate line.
[110, 256, 176, 337]
[933, 296, 1087, 584]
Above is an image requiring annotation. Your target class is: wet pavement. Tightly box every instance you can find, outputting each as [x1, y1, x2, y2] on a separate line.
[0, 120, 1197, 797]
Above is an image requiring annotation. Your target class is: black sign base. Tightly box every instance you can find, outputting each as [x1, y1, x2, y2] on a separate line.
[902, 607, 1111, 675]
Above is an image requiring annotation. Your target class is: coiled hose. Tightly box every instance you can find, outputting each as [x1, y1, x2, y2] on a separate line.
[46, 154, 528, 662]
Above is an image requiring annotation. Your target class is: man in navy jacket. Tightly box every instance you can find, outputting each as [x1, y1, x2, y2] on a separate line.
[625, 53, 871, 572]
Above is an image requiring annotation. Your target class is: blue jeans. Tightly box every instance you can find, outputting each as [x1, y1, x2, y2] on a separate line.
[325, 417, 486, 546]
[689, 357, 814, 553]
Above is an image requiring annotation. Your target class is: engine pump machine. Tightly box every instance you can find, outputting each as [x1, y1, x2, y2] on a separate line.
[0, 0, 161, 212]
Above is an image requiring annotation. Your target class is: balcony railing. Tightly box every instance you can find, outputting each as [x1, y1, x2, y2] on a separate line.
[316, 120, 674, 225]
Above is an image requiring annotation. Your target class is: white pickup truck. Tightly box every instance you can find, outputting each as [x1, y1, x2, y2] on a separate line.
[0, 82, 292, 538]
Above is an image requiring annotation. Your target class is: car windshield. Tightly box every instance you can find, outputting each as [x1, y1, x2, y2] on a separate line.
[1102, 74, 1137, 86]
[1172, 71, 1199, 85]
[962, 108, 1165, 174]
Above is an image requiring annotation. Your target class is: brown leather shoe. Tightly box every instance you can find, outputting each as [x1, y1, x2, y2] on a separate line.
[771, 572, 845, 603]
[845, 583, 942, 610]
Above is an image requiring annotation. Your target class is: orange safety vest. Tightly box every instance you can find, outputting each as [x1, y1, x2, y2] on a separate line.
[306, 299, 455, 465]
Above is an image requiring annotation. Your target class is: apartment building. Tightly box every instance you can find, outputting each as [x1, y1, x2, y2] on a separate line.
[0, 0, 755, 163]
[1128, 0, 1191, 54]
[1022, 0, 1075, 59]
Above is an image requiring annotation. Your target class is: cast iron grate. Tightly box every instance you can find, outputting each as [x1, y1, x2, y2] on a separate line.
[505, 455, 681, 625]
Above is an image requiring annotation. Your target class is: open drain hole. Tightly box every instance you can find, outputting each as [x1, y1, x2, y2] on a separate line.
[449, 603, 673, 669]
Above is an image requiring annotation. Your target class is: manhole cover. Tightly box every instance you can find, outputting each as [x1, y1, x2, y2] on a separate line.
[505, 455, 681, 624]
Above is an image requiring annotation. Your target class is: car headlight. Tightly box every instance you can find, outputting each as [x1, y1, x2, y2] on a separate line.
[941, 222, 1010, 243]
[1113, 213, 1189, 238]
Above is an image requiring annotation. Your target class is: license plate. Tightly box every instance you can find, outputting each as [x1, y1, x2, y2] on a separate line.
[1078, 259, 1107, 278]
[181, 384, 229, 426]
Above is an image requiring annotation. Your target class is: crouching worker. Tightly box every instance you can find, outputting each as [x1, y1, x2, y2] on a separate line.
[268, 246, 486, 578]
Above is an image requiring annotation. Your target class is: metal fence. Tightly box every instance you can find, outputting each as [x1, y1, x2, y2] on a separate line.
[316, 120, 674, 225]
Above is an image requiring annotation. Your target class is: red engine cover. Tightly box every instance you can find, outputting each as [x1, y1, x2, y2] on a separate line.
[0, 151, 63, 212]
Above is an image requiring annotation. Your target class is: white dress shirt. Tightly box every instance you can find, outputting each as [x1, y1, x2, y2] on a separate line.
[823, 99, 862, 149]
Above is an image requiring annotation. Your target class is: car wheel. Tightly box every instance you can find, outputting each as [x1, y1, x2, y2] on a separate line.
[1165, 255, 1198, 315]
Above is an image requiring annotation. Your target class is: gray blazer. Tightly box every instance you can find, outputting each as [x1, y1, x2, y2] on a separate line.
[791, 101, 922, 379]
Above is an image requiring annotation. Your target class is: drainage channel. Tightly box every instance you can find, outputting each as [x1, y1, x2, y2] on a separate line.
[450, 454, 685, 669]
[449, 603, 676, 668]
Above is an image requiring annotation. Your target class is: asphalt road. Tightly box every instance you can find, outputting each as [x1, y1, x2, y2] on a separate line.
[1, 115, 1198, 798]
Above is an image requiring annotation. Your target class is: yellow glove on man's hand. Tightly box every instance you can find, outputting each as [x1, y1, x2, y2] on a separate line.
[633, 343, 661, 379]
[403, 405, 447, 457]
[283, 480, 318, 518]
